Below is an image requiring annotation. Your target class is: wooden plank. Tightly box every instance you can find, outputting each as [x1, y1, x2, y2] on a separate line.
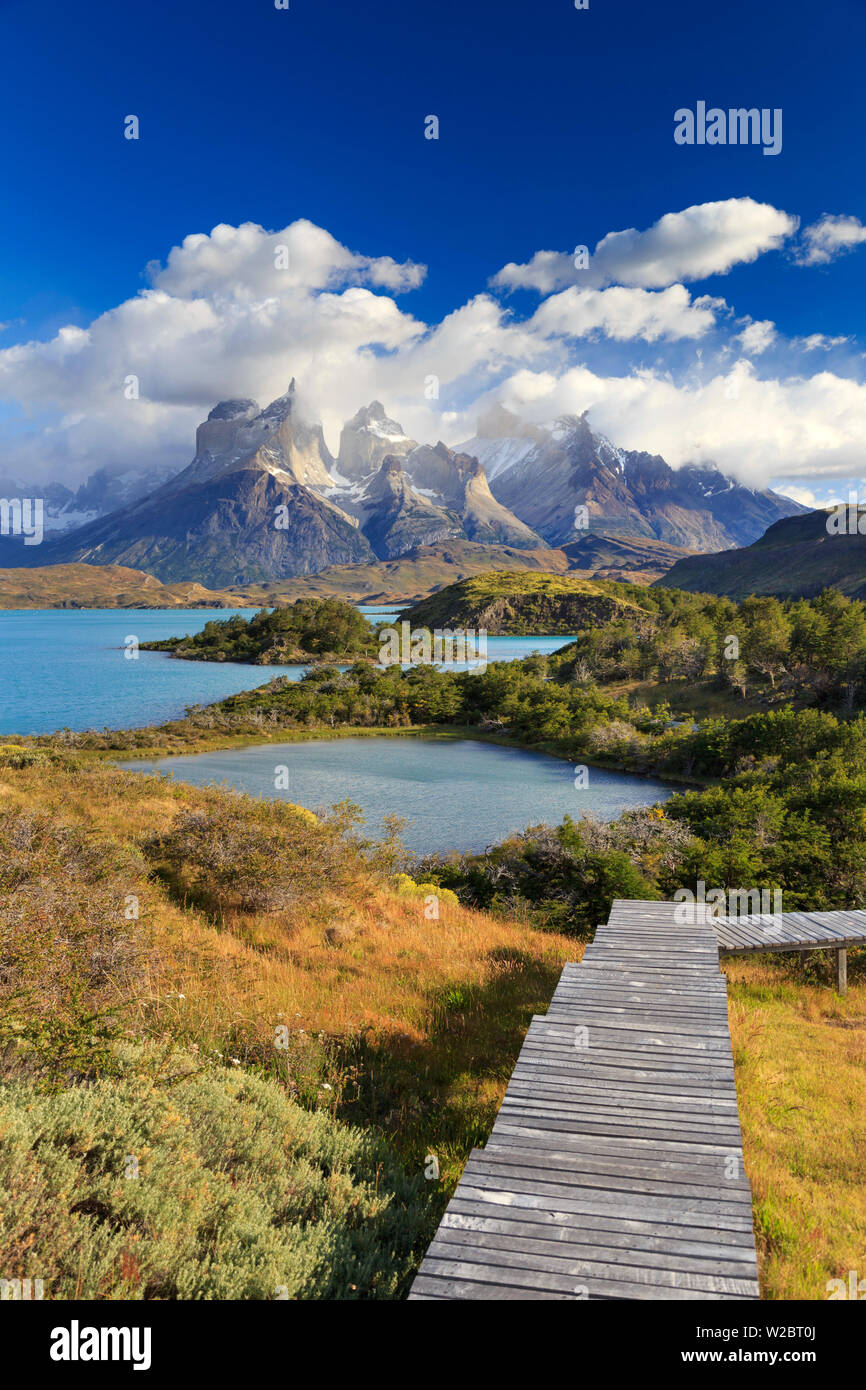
[410, 898, 760, 1300]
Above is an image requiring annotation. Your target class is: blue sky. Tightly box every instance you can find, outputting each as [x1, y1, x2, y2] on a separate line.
[1, 0, 865, 501]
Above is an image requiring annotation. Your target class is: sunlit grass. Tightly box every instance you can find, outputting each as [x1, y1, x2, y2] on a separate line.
[724, 954, 866, 1300]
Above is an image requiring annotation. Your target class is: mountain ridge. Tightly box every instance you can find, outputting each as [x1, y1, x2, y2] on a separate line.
[1, 386, 805, 586]
[655, 509, 866, 599]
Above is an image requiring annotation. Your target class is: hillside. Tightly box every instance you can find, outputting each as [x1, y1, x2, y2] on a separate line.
[0, 546, 575, 610]
[0, 564, 246, 609]
[402, 571, 645, 634]
[0, 751, 573, 1298]
[251, 541, 573, 602]
[656, 508, 866, 599]
[561, 533, 696, 583]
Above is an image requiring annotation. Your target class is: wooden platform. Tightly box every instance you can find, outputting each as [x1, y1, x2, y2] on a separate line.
[410, 900, 761, 1300]
[713, 908, 866, 952]
[710, 905, 866, 995]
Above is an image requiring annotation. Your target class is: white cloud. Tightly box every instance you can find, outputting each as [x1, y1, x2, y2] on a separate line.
[779, 484, 820, 507]
[1, 211, 865, 496]
[476, 359, 866, 486]
[150, 219, 426, 297]
[528, 284, 722, 342]
[794, 333, 850, 351]
[491, 198, 798, 293]
[795, 214, 866, 266]
[734, 319, 777, 355]
[0, 221, 429, 477]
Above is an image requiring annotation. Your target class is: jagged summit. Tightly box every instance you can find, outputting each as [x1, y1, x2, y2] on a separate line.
[337, 400, 415, 480]
[260, 381, 298, 421]
[15, 383, 805, 584]
[207, 398, 259, 421]
[458, 405, 804, 549]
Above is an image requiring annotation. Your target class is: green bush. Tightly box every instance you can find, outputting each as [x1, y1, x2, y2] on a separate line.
[0, 1043, 430, 1299]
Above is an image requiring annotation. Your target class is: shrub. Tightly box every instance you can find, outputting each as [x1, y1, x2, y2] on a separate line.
[142, 796, 367, 919]
[0, 812, 151, 1084]
[0, 1043, 429, 1299]
[392, 873, 458, 907]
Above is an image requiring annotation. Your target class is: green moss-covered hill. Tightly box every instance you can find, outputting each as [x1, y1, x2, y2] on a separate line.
[402, 571, 647, 634]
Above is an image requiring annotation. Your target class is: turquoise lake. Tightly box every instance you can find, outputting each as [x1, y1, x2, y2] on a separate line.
[0, 606, 582, 735]
[1, 606, 674, 851]
[119, 736, 673, 856]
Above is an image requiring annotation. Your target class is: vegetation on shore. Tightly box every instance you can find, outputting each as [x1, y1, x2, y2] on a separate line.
[1, 748, 862, 1300]
[0, 753, 573, 1298]
[141, 599, 378, 664]
[403, 570, 644, 634]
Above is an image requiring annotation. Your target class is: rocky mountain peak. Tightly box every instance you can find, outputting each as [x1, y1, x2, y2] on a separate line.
[260, 382, 298, 421]
[207, 398, 259, 422]
[337, 401, 415, 479]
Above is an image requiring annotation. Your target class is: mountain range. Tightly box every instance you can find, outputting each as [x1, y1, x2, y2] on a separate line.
[0, 383, 805, 586]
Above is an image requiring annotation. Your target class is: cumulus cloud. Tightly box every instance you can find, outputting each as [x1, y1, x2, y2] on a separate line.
[734, 319, 777, 355]
[1, 209, 865, 494]
[0, 220, 430, 478]
[473, 359, 866, 485]
[527, 284, 723, 343]
[491, 198, 798, 293]
[150, 219, 426, 297]
[795, 214, 866, 266]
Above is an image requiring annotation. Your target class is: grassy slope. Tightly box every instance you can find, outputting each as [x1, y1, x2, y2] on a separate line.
[1, 750, 863, 1297]
[0, 754, 574, 1297]
[0, 563, 242, 609]
[404, 570, 646, 633]
[725, 958, 866, 1299]
[0, 545, 573, 610]
[656, 509, 866, 601]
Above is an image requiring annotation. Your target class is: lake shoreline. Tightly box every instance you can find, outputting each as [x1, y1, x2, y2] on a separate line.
[115, 733, 678, 857]
[97, 722, 706, 790]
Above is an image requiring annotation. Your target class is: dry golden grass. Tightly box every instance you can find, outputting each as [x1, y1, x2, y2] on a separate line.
[0, 757, 576, 1188]
[724, 954, 866, 1300]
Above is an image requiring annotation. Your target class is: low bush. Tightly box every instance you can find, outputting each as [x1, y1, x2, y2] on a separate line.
[0, 1043, 430, 1299]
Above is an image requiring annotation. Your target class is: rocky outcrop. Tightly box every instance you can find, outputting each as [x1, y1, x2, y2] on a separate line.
[358, 457, 464, 558]
[336, 401, 415, 480]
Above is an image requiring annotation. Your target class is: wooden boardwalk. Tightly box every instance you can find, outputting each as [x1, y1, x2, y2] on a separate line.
[712, 907, 866, 994]
[410, 900, 760, 1300]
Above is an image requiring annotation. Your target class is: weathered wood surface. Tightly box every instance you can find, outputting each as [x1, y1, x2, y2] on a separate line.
[712, 907, 866, 954]
[409, 899, 760, 1300]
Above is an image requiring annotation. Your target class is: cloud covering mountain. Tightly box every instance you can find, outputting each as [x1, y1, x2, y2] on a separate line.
[2, 200, 866, 501]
